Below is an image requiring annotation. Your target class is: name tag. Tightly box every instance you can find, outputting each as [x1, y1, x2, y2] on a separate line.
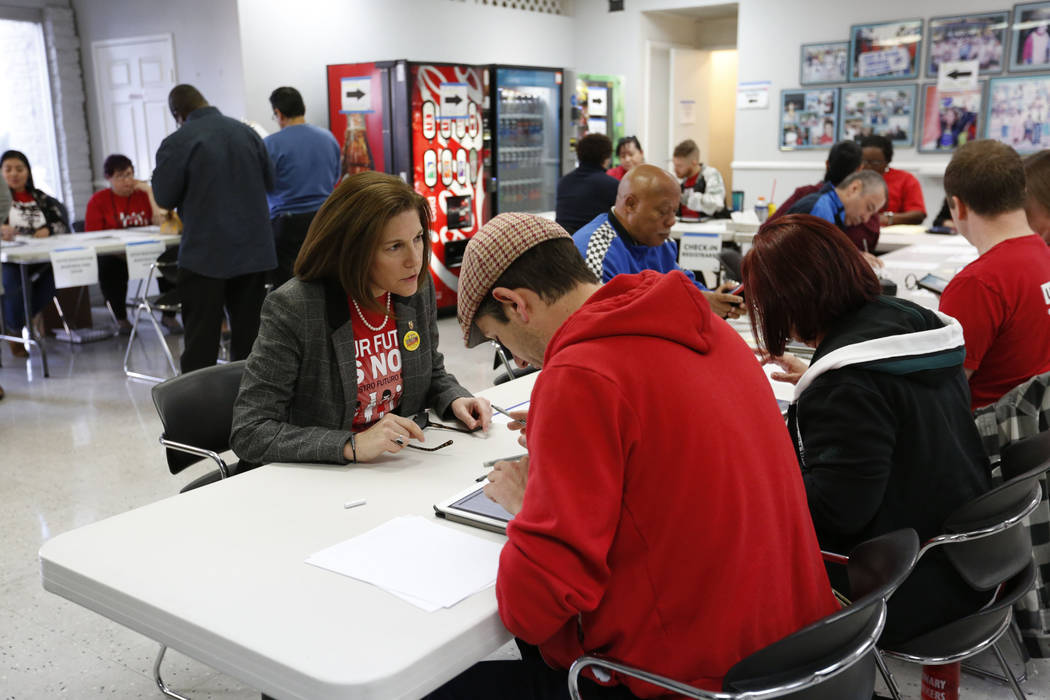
[678, 232, 721, 273]
[49, 247, 99, 288]
[125, 240, 166, 280]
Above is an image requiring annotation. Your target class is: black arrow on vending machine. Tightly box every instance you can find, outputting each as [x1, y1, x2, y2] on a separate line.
[946, 69, 973, 80]
[346, 89, 365, 100]
[592, 98, 603, 104]
[446, 94, 463, 105]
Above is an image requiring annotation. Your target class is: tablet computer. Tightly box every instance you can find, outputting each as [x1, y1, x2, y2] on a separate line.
[434, 482, 513, 534]
[916, 273, 949, 295]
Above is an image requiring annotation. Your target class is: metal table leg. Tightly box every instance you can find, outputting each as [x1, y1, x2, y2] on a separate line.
[20, 263, 48, 377]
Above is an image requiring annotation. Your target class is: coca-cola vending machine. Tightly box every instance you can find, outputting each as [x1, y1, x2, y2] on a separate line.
[327, 61, 487, 310]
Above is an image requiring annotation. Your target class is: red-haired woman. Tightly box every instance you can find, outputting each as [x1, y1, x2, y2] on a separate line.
[742, 214, 990, 645]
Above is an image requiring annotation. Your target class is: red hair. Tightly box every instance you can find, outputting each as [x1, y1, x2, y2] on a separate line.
[742, 214, 881, 356]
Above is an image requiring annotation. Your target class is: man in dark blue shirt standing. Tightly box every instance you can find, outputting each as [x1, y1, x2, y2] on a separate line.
[152, 84, 276, 373]
[554, 133, 620, 234]
[264, 86, 340, 287]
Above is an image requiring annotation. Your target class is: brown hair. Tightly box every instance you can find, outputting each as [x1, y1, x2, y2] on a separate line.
[944, 140, 1026, 217]
[743, 214, 881, 356]
[294, 171, 431, 312]
[1024, 150, 1050, 215]
[475, 238, 597, 324]
[673, 139, 699, 160]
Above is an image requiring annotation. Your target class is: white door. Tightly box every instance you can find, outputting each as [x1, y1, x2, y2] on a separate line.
[92, 35, 176, 177]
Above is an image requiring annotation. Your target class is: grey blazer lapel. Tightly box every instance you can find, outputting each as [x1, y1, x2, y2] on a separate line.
[395, 297, 424, 415]
[331, 320, 358, 427]
[321, 277, 359, 428]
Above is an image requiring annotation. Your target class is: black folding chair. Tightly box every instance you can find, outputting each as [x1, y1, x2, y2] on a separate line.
[569, 529, 919, 700]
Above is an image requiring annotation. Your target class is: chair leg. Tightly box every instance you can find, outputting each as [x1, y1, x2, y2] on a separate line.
[153, 644, 191, 700]
[991, 641, 1027, 700]
[873, 650, 903, 700]
[961, 625, 1029, 686]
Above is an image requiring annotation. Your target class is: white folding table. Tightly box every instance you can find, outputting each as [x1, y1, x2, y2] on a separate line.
[1, 227, 180, 376]
[39, 374, 537, 700]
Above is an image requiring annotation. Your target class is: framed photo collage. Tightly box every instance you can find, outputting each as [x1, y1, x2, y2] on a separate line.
[782, 4, 1050, 153]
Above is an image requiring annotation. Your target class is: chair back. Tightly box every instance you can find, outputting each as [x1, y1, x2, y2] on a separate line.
[939, 465, 1046, 590]
[723, 530, 919, 699]
[844, 528, 921, 603]
[1000, 430, 1050, 481]
[151, 361, 246, 475]
[888, 561, 1037, 660]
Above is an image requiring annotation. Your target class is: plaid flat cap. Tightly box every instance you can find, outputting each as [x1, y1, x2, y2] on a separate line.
[457, 213, 570, 347]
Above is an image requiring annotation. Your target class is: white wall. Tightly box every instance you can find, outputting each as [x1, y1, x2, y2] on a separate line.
[732, 0, 1005, 217]
[73, 0, 248, 183]
[574, 0, 1009, 224]
[235, 0, 575, 129]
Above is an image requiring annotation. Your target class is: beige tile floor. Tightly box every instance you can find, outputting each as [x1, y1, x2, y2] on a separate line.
[0, 309, 1047, 699]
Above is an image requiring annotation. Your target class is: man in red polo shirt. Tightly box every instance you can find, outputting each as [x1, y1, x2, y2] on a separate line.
[860, 134, 926, 226]
[939, 140, 1050, 410]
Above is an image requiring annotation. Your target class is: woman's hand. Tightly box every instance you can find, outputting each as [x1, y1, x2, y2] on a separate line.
[0, 224, 15, 241]
[346, 413, 426, 462]
[483, 455, 529, 516]
[761, 351, 808, 385]
[451, 396, 492, 432]
[33, 227, 50, 238]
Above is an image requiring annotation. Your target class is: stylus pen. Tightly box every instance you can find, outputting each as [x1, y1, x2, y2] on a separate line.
[475, 473, 489, 482]
[491, 404, 526, 425]
[482, 452, 528, 468]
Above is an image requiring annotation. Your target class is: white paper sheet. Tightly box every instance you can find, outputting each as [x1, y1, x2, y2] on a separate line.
[49, 247, 99, 288]
[125, 240, 166, 280]
[305, 515, 502, 611]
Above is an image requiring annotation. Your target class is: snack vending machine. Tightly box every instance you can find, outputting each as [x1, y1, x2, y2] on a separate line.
[327, 60, 487, 309]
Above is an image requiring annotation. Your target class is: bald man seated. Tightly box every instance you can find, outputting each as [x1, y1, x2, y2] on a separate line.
[572, 164, 743, 318]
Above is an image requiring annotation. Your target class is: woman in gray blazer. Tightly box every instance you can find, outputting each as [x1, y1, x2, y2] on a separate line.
[231, 171, 490, 465]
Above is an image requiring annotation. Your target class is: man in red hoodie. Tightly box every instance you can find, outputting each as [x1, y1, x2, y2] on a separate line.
[427, 213, 837, 700]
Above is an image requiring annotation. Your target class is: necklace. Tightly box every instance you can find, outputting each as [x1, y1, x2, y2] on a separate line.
[352, 293, 391, 332]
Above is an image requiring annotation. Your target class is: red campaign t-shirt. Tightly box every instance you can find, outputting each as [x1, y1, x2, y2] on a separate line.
[679, 171, 701, 218]
[940, 234, 1050, 409]
[881, 168, 926, 216]
[350, 293, 404, 429]
[84, 188, 153, 231]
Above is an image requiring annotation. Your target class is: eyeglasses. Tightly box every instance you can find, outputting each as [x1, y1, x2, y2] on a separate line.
[111, 172, 135, 181]
[862, 159, 887, 167]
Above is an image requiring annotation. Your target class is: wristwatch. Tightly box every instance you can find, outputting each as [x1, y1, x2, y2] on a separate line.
[887, 211, 895, 225]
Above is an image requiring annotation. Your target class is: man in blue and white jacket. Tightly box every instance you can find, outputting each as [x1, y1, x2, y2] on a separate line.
[572, 164, 743, 318]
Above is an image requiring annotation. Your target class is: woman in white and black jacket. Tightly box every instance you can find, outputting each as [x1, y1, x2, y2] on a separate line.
[743, 213, 991, 645]
[1, 150, 69, 350]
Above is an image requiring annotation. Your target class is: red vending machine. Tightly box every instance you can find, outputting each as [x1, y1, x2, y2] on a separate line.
[326, 61, 487, 310]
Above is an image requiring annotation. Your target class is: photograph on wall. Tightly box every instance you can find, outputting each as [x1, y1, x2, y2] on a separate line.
[985, 75, 1050, 152]
[1010, 1, 1050, 70]
[779, 88, 839, 150]
[800, 42, 849, 85]
[839, 85, 917, 146]
[918, 83, 984, 152]
[849, 19, 923, 81]
[927, 13, 1008, 77]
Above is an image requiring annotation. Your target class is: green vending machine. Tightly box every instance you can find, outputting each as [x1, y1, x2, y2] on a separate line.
[568, 73, 625, 168]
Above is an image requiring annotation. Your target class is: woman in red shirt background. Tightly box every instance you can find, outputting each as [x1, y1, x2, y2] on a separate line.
[85, 154, 180, 334]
